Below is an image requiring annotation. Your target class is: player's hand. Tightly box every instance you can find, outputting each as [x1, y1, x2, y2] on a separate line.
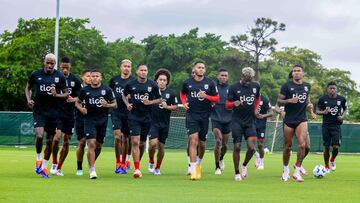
[198, 90, 207, 99]
[288, 97, 299, 104]
[50, 87, 56, 97]
[280, 111, 286, 119]
[143, 99, 152, 105]
[127, 103, 133, 111]
[311, 112, 317, 120]
[161, 101, 168, 109]
[80, 107, 87, 115]
[307, 103, 314, 109]
[323, 107, 330, 114]
[234, 100, 242, 107]
[183, 103, 190, 110]
[256, 113, 264, 119]
[337, 115, 344, 122]
[66, 95, 76, 103]
[101, 99, 108, 108]
[27, 99, 34, 108]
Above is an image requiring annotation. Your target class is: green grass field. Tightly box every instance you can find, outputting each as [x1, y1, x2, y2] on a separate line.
[0, 146, 359, 203]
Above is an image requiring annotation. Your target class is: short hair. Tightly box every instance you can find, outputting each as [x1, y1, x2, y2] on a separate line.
[154, 68, 171, 85]
[327, 81, 337, 87]
[61, 56, 70, 64]
[193, 60, 205, 67]
[121, 59, 132, 65]
[137, 64, 147, 69]
[242, 67, 255, 77]
[288, 71, 293, 79]
[293, 64, 304, 70]
[218, 68, 228, 73]
[82, 68, 92, 75]
[44, 53, 56, 63]
[90, 69, 101, 74]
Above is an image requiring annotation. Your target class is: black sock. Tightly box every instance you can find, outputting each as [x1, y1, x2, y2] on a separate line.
[216, 162, 220, 169]
[235, 169, 240, 174]
[77, 161, 83, 170]
[220, 154, 224, 160]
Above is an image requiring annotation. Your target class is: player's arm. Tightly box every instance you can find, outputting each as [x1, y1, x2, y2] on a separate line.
[306, 98, 316, 119]
[262, 104, 274, 119]
[337, 98, 347, 122]
[25, 82, 34, 108]
[75, 95, 87, 115]
[122, 84, 133, 111]
[163, 94, 178, 111]
[101, 89, 117, 109]
[180, 82, 190, 110]
[316, 98, 329, 115]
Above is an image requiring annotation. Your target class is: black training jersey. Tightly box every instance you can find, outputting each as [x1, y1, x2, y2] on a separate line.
[280, 81, 311, 123]
[181, 76, 218, 115]
[317, 94, 347, 126]
[255, 95, 271, 128]
[58, 73, 82, 118]
[211, 82, 232, 123]
[28, 68, 67, 112]
[123, 79, 161, 121]
[109, 75, 135, 115]
[151, 88, 178, 127]
[78, 84, 115, 119]
[228, 81, 260, 125]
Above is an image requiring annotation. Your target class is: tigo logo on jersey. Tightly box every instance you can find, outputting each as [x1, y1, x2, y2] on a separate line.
[292, 93, 307, 103]
[329, 106, 339, 116]
[40, 84, 55, 95]
[190, 91, 204, 101]
[239, 95, 255, 105]
[134, 93, 149, 102]
[89, 97, 105, 107]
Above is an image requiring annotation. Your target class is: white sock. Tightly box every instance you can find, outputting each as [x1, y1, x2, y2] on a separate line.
[260, 158, 264, 165]
[294, 165, 300, 174]
[283, 165, 289, 173]
[42, 159, 49, 169]
[89, 166, 95, 173]
[36, 153, 42, 161]
[254, 151, 260, 158]
[196, 157, 202, 165]
[126, 155, 131, 161]
[190, 162, 196, 174]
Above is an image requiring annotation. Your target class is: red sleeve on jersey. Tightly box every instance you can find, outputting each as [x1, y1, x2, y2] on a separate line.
[206, 94, 220, 103]
[226, 100, 234, 109]
[255, 95, 260, 110]
[180, 92, 187, 105]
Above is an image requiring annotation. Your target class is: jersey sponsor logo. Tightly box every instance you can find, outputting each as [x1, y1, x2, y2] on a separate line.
[292, 93, 307, 103]
[70, 81, 75, 87]
[148, 87, 152, 92]
[204, 84, 209, 90]
[115, 87, 124, 94]
[89, 97, 105, 107]
[329, 106, 339, 116]
[304, 86, 308, 92]
[239, 94, 255, 105]
[190, 91, 204, 101]
[253, 88, 257, 94]
[68, 87, 72, 95]
[159, 99, 167, 109]
[55, 77, 59, 83]
[40, 84, 55, 95]
[134, 93, 149, 102]
[101, 90, 106, 95]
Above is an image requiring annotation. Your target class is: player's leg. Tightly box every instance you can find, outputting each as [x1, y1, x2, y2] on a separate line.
[220, 132, 229, 171]
[51, 127, 61, 175]
[293, 122, 307, 182]
[126, 136, 132, 170]
[87, 138, 97, 179]
[242, 136, 257, 179]
[231, 121, 243, 181]
[76, 137, 86, 176]
[330, 125, 341, 171]
[196, 118, 209, 179]
[154, 127, 168, 176]
[213, 124, 223, 174]
[120, 119, 129, 171]
[282, 123, 295, 181]
[129, 120, 142, 178]
[56, 133, 71, 176]
[139, 122, 150, 161]
[189, 132, 199, 180]
[148, 125, 159, 174]
[113, 129, 122, 172]
[257, 139, 265, 170]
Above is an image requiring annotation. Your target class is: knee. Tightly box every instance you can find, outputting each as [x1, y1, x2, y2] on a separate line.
[215, 137, 222, 146]
[46, 138, 52, 145]
[132, 139, 140, 147]
[258, 142, 264, 148]
[298, 142, 306, 149]
[78, 141, 85, 149]
[333, 145, 339, 150]
[234, 145, 241, 153]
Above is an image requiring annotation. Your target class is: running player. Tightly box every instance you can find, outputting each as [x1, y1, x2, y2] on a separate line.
[180, 61, 219, 180]
[50, 57, 82, 176]
[226, 67, 260, 181]
[211, 68, 232, 175]
[25, 53, 69, 178]
[75, 69, 91, 176]
[76, 69, 117, 179]
[148, 69, 178, 175]
[109, 59, 134, 174]
[277, 65, 316, 182]
[316, 81, 347, 172]
[122, 64, 162, 178]
[254, 95, 273, 170]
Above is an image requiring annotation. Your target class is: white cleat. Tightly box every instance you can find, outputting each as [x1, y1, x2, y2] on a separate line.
[300, 166, 308, 176]
[187, 166, 191, 176]
[281, 171, 290, 182]
[241, 165, 247, 178]
[50, 164, 57, 175]
[234, 174, 242, 181]
[254, 157, 260, 168]
[133, 169, 142, 178]
[76, 170, 83, 176]
[219, 160, 225, 171]
[89, 171, 97, 179]
[325, 168, 330, 174]
[215, 168, 222, 175]
[292, 172, 304, 182]
[257, 163, 264, 170]
[154, 169, 161, 176]
[148, 163, 154, 174]
[330, 161, 336, 171]
[56, 169, 64, 176]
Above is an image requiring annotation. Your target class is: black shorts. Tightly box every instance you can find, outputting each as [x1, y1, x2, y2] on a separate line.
[56, 117, 75, 135]
[231, 121, 257, 143]
[111, 112, 130, 136]
[33, 110, 57, 135]
[128, 119, 150, 142]
[256, 126, 266, 141]
[211, 120, 231, 134]
[75, 118, 85, 141]
[185, 113, 209, 142]
[84, 118, 108, 144]
[148, 124, 170, 144]
[284, 120, 306, 129]
[322, 125, 342, 146]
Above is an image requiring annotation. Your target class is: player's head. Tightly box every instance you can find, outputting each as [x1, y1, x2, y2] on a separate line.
[292, 64, 304, 81]
[82, 68, 92, 86]
[43, 53, 56, 74]
[192, 61, 206, 77]
[327, 81, 337, 96]
[217, 68, 228, 84]
[154, 68, 171, 90]
[90, 69, 102, 86]
[60, 56, 71, 76]
[241, 67, 255, 83]
[136, 64, 148, 80]
[120, 59, 132, 76]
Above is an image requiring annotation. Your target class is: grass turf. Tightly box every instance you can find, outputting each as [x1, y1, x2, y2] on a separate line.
[0, 146, 359, 203]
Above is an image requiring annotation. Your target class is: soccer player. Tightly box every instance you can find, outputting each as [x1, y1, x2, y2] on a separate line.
[254, 95, 273, 170]
[25, 53, 68, 178]
[109, 59, 134, 174]
[148, 69, 178, 175]
[76, 69, 117, 179]
[50, 57, 82, 176]
[211, 68, 232, 175]
[226, 67, 260, 181]
[75, 69, 91, 176]
[122, 64, 162, 178]
[180, 61, 219, 180]
[277, 64, 316, 182]
[316, 81, 347, 172]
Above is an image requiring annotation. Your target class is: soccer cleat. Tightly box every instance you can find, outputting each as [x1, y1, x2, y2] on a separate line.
[40, 168, 49, 178]
[148, 163, 155, 174]
[76, 170, 83, 176]
[125, 160, 131, 170]
[56, 169, 64, 176]
[35, 160, 42, 174]
[294, 164, 308, 176]
[324, 168, 330, 174]
[187, 166, 191, 176]
[281, 171, 290, 182]
[114, 163, 122, 174]
[133, 169, 142, 178]
[257, 163, 264, 170]
[196, 165, 202, 179]
[215, 168, 222, 175]
[254, 157, 260, 168]
[330, 161, 336, 171]
[292, 172, 304, 182]
[118, 164, 127, 174]
[234, 174, 242, 181]
[90, 171, 97, 179]
[241, 165, 247, 178]
[190, 171, 197, 180]
[50, 164, 57, 175]
[154, 169, 161, 176]
[219, 160, 225, 171]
